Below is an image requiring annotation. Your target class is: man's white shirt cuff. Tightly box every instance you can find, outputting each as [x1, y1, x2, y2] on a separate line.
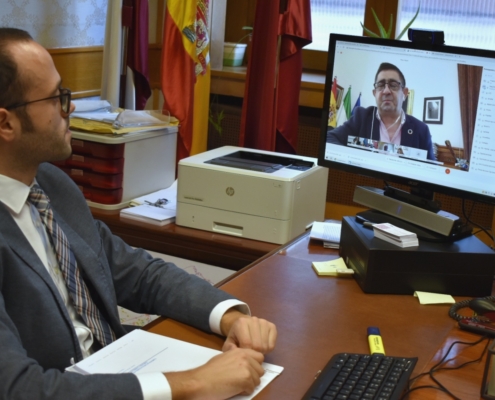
[138, 299, 249, 398]
[138, 372, 172, 400]
[209, 299, 250, 335]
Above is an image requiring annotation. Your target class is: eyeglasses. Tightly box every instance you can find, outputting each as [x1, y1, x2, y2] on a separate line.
[5, 88, 72, 114]
[373, 80, 403, 92]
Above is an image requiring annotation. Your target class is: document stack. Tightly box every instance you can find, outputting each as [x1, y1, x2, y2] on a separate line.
[372, 223, 419, 248]
[309, 221, 341, 249]
[120, 181, 177, 226]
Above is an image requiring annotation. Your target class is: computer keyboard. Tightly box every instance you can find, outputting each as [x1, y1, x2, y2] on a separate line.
[302, 353, 417, 400]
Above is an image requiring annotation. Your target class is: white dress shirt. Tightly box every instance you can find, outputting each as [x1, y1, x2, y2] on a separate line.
[0, 173, 249, 400]
[377, 109, 406, 145]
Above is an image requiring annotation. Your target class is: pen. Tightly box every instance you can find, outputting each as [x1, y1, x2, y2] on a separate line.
[367, 327, 386, 355]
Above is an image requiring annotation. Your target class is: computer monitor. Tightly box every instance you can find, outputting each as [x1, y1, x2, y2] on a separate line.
[318, 33, 495, 238]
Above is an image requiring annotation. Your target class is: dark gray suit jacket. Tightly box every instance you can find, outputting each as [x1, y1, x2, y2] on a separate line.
[0, 163, 235, 399]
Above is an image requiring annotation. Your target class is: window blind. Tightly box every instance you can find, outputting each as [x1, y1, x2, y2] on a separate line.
[399, 0, 495, 50]
[308, 0, 366, 51]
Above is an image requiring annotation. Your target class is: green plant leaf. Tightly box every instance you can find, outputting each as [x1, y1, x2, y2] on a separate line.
[386, 14, 394, 38]
[361, 2, 420, 40]
[396, 4, 421, 40]
[371, 8, 389, 38]
[360, 22, 380, 38]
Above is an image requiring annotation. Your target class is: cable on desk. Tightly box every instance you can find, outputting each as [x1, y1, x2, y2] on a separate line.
[400, 335, 490, 400]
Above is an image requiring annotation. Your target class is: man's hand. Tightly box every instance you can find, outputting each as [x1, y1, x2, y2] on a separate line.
[166, 348, 265, 400]
[220, 309, 277, 354]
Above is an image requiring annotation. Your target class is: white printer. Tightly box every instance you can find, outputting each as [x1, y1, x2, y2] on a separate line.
[176, 146, 329, 244]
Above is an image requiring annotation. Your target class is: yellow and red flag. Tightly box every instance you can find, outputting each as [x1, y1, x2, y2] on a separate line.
[328, 77, 338, 128]
[161, 0, 210, 162]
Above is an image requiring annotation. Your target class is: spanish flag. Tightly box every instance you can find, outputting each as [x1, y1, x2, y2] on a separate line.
[161, 0, 210, 162]
[328, 77, 338, 128]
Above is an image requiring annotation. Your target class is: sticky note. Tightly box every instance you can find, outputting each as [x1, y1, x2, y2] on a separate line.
[312, 257, 348, 276]
[414, 291, 456, 305]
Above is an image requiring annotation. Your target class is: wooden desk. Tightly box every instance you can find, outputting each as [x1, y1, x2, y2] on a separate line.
[90, 207, 277, 270]
[147, 232, 490, 399]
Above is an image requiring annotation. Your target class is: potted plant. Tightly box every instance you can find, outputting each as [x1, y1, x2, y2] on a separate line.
[361, 3, 420, 39]
[223, 26, 253, 67]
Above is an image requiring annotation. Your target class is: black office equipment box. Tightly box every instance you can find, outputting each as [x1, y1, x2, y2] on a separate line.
[340, 216, 495, 296]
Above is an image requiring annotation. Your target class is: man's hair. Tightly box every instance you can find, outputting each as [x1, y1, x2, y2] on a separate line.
[374, 62, 406, 87]
[0, 27, 33, 109]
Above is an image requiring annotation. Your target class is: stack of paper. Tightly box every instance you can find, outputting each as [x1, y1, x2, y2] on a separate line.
[120, 205, 175, 226]
[309, 221, 341, 249]
[372, 223, 419, 248]
[120, 181, 177, 226]
[66, 329, 283, 400]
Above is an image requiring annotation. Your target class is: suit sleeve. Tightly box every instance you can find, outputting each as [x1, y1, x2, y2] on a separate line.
[0, 290, 143, 400]
[94, 219, 237, 333]
[326, 107, 369, 145]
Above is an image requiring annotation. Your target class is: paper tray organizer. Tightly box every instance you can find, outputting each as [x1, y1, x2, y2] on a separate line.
[52, 128, 178, 210]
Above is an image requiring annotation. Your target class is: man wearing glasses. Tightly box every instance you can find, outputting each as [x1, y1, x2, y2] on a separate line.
[327, 62, 436, 161]
[0, 28, 277, 399]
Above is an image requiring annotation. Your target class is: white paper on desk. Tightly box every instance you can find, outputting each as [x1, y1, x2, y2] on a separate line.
[129, 180, 177, 209]
[71, 111, 120, 123]
[310, 221, 341, 243]
[120, 204, 176, 226]
[66, 330, 283, 400]
[72, 99, 112, 112]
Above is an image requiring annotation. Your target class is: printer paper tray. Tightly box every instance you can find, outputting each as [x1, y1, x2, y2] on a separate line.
[176, 202, 294, 244]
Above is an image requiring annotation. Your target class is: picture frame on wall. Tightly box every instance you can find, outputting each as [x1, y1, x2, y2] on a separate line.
[423, 96, 444, 124]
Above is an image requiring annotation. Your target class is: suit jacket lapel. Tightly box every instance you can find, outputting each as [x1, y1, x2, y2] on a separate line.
[0, 203, 74, 323]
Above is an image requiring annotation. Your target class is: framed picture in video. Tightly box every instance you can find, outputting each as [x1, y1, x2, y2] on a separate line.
[423, 96, 444, 124]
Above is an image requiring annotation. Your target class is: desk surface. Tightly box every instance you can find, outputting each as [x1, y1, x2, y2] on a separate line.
[91, 207, 277, 270]
[147, 231, 490, 400]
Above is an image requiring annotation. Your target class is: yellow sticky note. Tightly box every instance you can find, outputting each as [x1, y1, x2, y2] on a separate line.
[312, 257, 348, 276]
[414, 291, 456, 305]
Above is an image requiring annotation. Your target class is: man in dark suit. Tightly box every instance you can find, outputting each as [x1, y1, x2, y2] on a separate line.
[0, 28, 277, 399]
[327, 62, 436, 161]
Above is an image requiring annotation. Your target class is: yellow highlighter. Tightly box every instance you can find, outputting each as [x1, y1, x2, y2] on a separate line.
[367, 327, 386, 355]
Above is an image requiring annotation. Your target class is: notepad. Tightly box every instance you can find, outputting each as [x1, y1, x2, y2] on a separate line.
[312, 257, 353, 277]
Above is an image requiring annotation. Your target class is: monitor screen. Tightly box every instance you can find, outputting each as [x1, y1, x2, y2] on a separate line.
[318, 33, 495, 206]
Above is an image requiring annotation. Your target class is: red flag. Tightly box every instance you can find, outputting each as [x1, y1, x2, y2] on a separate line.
[125, 0, 152, 110]
[239, 0, 312, 153]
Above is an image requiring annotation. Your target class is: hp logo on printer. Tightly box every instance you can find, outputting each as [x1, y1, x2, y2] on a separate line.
[226, 187, 235, 196]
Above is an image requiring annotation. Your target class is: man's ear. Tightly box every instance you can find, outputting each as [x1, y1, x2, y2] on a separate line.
[403, 87, 409, 98]
[0, 108, 17, 142]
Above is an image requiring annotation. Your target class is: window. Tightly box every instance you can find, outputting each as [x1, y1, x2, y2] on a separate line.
[399, 0, 495, 50]
[308, 0, 366, 51]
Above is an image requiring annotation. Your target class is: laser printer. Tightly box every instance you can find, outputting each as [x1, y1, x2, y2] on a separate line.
[176, 146, 329, 244]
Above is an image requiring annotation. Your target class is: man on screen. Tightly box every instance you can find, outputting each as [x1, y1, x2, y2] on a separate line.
[327, 62, 436, 161]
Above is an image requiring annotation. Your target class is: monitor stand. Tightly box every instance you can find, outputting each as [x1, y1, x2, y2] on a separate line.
[353, 186, 472, 242]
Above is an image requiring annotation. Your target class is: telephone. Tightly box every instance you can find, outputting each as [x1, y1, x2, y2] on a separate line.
[449, 296, 495, 336]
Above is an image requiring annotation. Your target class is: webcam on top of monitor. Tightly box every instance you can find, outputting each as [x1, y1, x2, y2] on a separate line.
[408, 28, 445, 45]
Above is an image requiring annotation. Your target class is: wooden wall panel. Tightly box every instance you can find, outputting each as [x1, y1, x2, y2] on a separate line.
[49, 47, 103, 99]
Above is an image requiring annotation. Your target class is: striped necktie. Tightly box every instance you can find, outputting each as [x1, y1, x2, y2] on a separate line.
[28, 184, 116, 347]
